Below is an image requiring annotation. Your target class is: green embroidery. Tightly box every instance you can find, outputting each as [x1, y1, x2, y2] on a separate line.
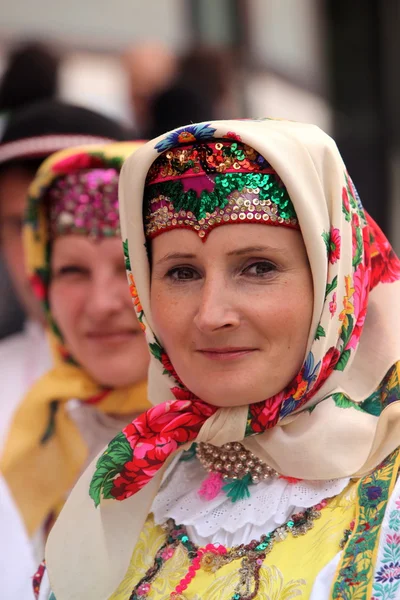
[352, 225, 364, 269]
[123, 239, 131, 271]
[388, 508, 400, 532]
[335, 349, 351, 372]
[332, 392, 381, 416]
[149, 341, 163, 362]
[331, 450, 400, 599]
[223, 473, 253, 502]
[89, 432, 132, 507]
[325, 276, 338, 299]
[331, 364, 399, 416]
[322, 230, 331, 255]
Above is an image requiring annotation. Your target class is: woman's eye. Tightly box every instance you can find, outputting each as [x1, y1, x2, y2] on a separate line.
[53, 265, 89, 278]
[243, 261, 276, 277]
[167, 266, 200, 281]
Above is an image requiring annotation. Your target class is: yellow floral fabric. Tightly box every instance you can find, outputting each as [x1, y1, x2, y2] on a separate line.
[110, 481, 357, 600]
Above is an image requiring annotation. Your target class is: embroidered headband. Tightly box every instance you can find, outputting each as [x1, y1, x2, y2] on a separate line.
[48, 168, 120, 239]
[144, 140, 299, 240]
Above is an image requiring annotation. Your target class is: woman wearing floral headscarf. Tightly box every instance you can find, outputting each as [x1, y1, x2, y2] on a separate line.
[40, 120, 400, 600]
[0, 142, 151, 596]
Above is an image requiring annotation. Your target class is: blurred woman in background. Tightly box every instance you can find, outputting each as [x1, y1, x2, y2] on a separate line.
[0, 142, 150, 598]
[0, 100, 132, 449]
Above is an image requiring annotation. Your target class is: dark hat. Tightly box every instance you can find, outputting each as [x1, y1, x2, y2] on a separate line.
[0, 100, 133, 167]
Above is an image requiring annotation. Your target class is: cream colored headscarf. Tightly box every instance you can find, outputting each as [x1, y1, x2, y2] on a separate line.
[45, 119, 400, 600]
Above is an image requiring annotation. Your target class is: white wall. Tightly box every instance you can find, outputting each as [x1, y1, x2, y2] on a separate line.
[248, 0, 327, 92]
[247, 73, 332, 134]
[0, 0, 190, 51]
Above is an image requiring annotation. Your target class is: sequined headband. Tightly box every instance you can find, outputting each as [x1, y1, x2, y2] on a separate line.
[144, 140, 298, 240]
[48, 168, 120, 239]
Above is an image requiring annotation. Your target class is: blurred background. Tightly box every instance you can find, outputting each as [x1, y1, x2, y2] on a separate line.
[0, 0, 399, 336]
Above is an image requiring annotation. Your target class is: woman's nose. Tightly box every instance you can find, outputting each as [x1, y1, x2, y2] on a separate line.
[88, 272, 125, 318]
[193, 277, 240, 333]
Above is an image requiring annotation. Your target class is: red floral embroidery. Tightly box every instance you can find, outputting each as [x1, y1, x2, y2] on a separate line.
[329, 292, 337, 317]
[321, 347, 341, 376]
[367, 213, 400, 290]
[51, 152, 104, 174]
[248, 392, 285, 433]
[329, 227, 341, 264]
[342, 187, 350, 213]
[161, 353, 181, 382]
[111, 400, 217, 500]
[171, 387, 197, 401]
[312, 347, 341, 395]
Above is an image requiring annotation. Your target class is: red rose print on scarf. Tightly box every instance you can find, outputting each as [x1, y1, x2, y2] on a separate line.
[161, 353, 181, 383]
[366, 213, 400, 290]
[171, 387, 197, 401]
[342, 187, 351, 217]
[110, 400, 217, 500]
[249, 392, 285, 433]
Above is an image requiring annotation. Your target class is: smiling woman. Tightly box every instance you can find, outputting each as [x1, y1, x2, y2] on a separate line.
[151, 225, 313, 406]
[0, 143, 150, 561]
[40, 121, 400, 600]
[50, 234, 146, 388]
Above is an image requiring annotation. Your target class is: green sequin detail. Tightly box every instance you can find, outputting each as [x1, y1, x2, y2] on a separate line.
[145, 172, 296, 222]
[287, 520, 294, 528]
[255, 541, 269, 551]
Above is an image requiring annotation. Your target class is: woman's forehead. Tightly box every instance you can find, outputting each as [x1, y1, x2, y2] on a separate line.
[151, 223, 307, 260]
[51, 233, 122, 259]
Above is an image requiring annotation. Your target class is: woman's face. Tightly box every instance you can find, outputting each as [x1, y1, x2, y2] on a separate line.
[151, 224, 313, 407]
[50, 235, 149, 388]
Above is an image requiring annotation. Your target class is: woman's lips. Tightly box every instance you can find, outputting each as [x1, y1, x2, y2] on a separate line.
[86, 330, 138, 344]
[196, 347, 258, 361]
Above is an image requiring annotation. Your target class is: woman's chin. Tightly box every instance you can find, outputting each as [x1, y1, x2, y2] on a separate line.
[193, 388, 267, 408]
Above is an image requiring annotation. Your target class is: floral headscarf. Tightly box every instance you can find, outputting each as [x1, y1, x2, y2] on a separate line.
[0, 142, 150, 537]
[45, 120, 400, 600]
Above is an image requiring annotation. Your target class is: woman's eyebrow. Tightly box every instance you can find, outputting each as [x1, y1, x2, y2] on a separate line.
[155, 252, 197, 265]
[227, 245, 287, 256]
